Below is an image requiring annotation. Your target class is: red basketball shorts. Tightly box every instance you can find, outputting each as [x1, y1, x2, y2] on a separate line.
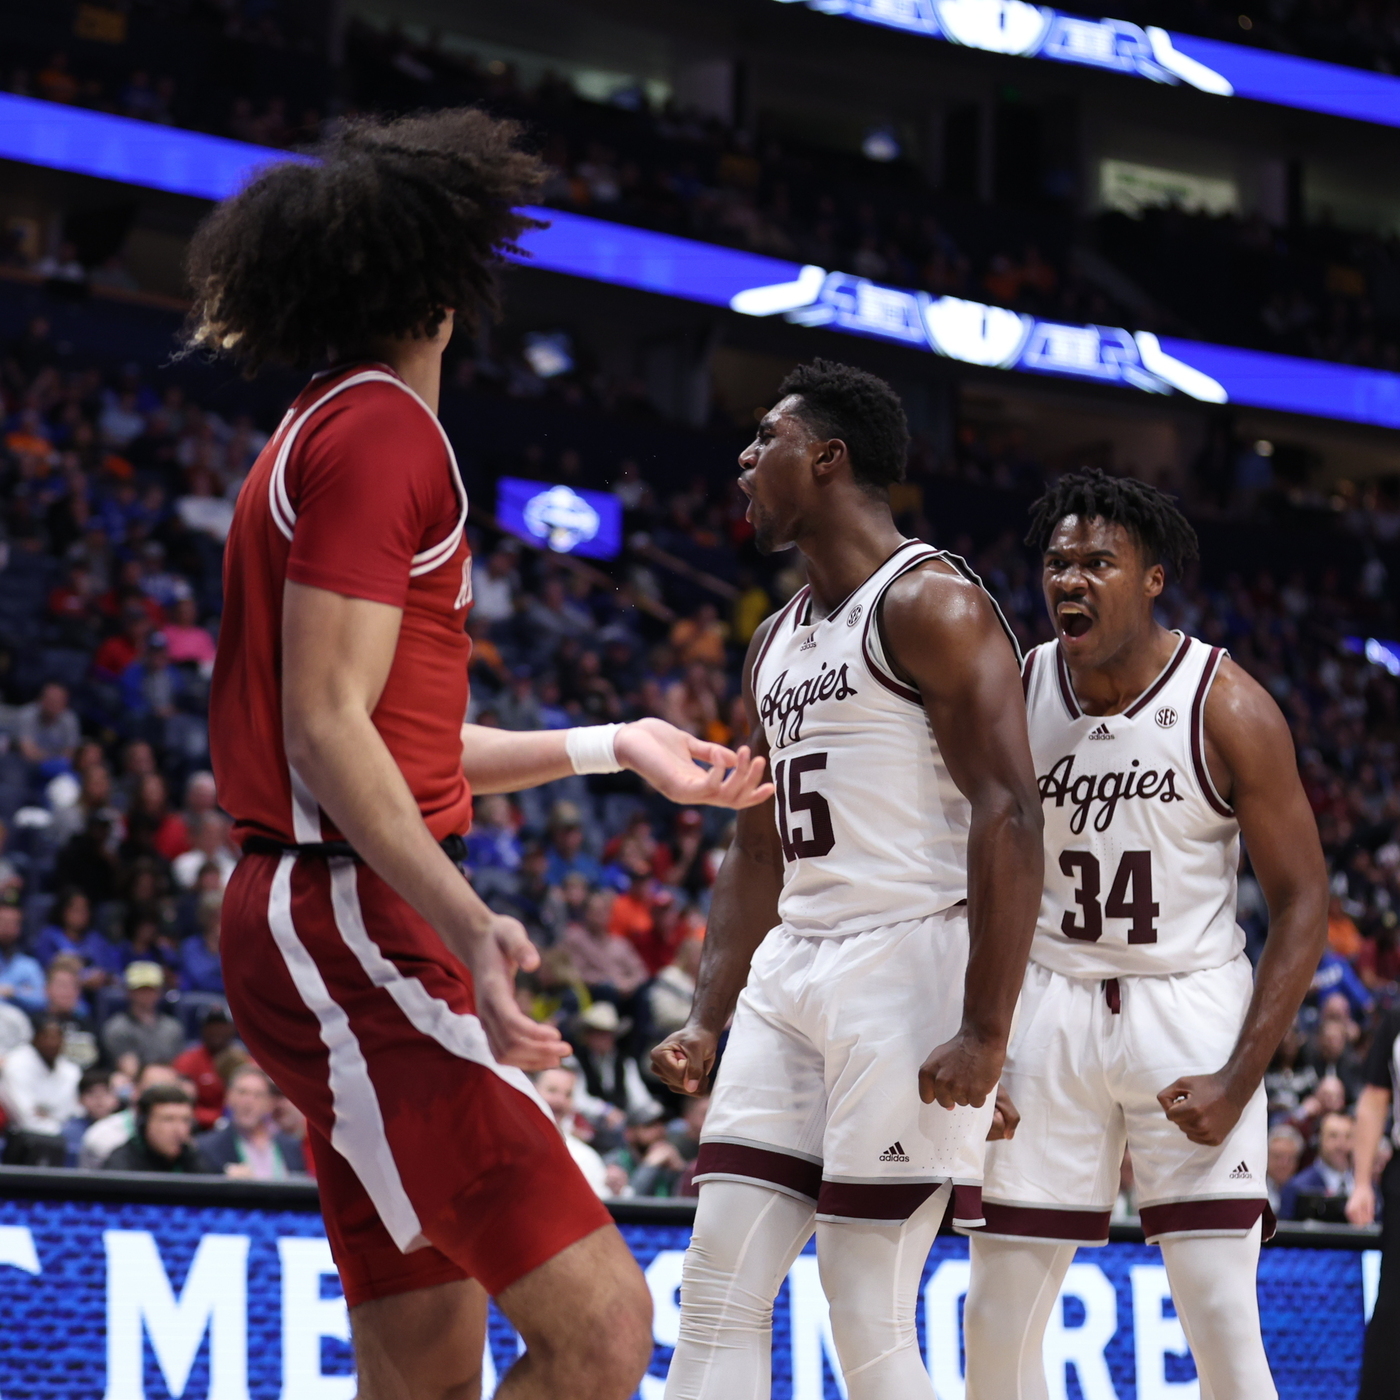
[222, 851, 611, 1306]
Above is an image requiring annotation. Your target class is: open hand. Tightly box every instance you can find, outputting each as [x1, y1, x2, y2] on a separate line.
[1157, 1071, 1246, 1146]
[616, 718, 773, 809]
[1346, 1181, 1376, 1227]
[919, 1028, 1005, 1109]
[465, 912, 571, 1071]
[650, 1023, 720, 1096]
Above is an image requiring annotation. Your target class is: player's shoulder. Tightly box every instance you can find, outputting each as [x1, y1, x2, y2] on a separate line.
[1197, 643, 1293, 760]
[880, 552, 996, 633]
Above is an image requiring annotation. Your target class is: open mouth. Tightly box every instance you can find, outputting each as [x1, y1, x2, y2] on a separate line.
[1058, 604, 1094, 639]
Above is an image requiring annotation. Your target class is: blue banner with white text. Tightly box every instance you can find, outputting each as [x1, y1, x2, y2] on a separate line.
[0, 1195, 1375, 1398]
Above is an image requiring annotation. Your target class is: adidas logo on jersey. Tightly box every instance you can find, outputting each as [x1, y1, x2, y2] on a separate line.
[1228, 1161, 1252, 1180]
[879, 1141, 911, 1162]
[1088, 723, 1114, 740]
[800, 633, 817, 651]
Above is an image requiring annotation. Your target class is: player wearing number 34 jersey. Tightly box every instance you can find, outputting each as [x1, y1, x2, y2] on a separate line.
[962, 471, 1328, 1400]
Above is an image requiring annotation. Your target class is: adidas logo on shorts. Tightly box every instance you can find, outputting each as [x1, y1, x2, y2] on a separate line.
[1228, 1160, 1252, 1180]
[1087, 723, 1114, 740]
[879, 1141, 911, 1162]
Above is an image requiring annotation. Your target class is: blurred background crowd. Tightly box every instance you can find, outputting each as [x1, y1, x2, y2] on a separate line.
[0, 279, 1393, 1215]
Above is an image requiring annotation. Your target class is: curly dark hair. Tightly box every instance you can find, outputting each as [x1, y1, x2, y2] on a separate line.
[1025, 468, 1199, 577]
[182, 108, 548, 374]
[775, 359, 909, 491]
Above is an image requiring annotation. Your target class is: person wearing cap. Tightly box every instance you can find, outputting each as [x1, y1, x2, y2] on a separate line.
[100, 961, 184, 1070]
[544, 800, 604, 887]
[571, 1001, 656, 1120]
[172, 1004, 240, 1130]
[605, 1104, 685, 1198]
[119, 628, 187, 727]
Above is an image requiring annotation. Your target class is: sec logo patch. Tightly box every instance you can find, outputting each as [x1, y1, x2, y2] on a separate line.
[1155, 706, 1178, 728]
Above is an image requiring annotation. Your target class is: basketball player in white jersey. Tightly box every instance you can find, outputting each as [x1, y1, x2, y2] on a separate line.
[649, 359, 1044, 1400]
[963, 469, 1328, 1400]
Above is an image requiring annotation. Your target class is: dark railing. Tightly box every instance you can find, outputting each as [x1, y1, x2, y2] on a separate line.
[0, 1166, 1376, 1250]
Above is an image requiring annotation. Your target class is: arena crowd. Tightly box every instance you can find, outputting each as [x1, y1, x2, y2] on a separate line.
[0, 282, 1394, 1214]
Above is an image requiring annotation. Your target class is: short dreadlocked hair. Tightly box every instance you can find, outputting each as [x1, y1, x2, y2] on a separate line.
[1025, 468, 1199, 577]
[182, 108, 548, 374]
[776, 359, 909, 492]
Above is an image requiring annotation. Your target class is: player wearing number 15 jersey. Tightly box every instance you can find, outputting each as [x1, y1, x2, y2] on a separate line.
[650, 361, 1044, 1400]
[963, 471, 1328, 1400]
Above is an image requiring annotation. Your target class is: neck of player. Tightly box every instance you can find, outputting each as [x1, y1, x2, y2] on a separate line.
[1067, 618, 1181, 716]
[797, 497, 906, 621]
[376, 335, 444, 414]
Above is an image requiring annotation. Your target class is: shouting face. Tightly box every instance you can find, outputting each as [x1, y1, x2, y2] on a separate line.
[1042, 515, 1163, 669]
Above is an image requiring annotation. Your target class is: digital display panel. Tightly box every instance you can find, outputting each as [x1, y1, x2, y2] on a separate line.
[772, 0, 1400, 129]
[4, 95, 1400, 432]
[496, 476, 624, 559]
[0, 1189, 1374, 1398]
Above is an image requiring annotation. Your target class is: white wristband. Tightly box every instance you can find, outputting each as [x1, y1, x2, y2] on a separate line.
[565, 723, 624, 775]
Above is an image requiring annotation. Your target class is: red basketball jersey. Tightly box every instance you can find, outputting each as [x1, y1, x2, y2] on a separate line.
[211, 364, 474, 848]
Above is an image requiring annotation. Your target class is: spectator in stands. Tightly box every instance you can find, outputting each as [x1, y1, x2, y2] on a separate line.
[179, 891, 224, 994]
[14, 681, 79, 775]
[571, 1000, 653, 1117]
[198, 1065, 306, 1178]
[532, 1063, 608, 1197]
[43, 958, 100, 1069]
[561, 888, 649, 1003]
[1305, 1012, 1367, 1104]
[99, 960, 183, 1071]
[544, 801, 602, 886]
[121, 773, 189, 863]
[0, 893, 45, 1017]
[103, 1084, 217, 1174]
[171, 1004, 237, 1130]
[62, 1068, 119, 1166]
[1280, 1110, 1355, 1220]
[605, 1103, 685, 1198]
[171, 813, 237, 890]
[80, 1062, 179, 1168]
[34, 889, 120, 989]
[1266, 1124, 1304, 1216]
[0, 1016, 80, 1165]
[471, 544, 519, 626]
[463, 794, 522, 899]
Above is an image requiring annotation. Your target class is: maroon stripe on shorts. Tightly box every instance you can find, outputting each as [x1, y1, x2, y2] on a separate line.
[1140, 1197, 1266, 1240]
[694, 1142, 822, 1202]
[817, 1179, 944, 1222]
[952, 1183, 984, 1225]
[977, 1201, 1112, 1242]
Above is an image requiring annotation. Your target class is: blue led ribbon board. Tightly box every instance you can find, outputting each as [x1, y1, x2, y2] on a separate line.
[775, 0, 1400, 129]
[0, 91, 301, 200]
[3, 93, 1400, 431]
[516, 217, 1400, 430]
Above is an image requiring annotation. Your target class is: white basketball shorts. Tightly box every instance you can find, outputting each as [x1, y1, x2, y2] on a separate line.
[695, 906, 993, 1226]
[975, 954, 1269, 1245]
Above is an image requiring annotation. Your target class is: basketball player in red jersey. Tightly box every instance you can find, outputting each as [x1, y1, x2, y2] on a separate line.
[192, 111, 772, 1399]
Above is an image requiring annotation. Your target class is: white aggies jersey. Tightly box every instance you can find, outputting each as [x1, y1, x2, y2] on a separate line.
[752, 540, 1017, 938]
[1024, 633, 1243, 978]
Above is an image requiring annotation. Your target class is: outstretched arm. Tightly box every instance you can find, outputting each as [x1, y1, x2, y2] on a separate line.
[1157, 658, 1328, 1144]
[650, 619, 785, 1095]
[880, 564, 1044, 1110]
[459, 719, 772, 808]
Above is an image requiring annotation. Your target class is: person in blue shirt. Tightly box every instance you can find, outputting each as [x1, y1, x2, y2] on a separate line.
[179, 891, 223, 995]
[543, 800, 603, 888]
[34, 889, 123, 992]
[1311, 948, 1372, 1022]
[0, 896, 46, 1018]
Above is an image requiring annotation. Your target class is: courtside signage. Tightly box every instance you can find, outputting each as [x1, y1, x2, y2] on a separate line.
[773, 0, 1400, 129]
[0, 1195, 1373, 1397]
[5, 94, 1400, 431]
